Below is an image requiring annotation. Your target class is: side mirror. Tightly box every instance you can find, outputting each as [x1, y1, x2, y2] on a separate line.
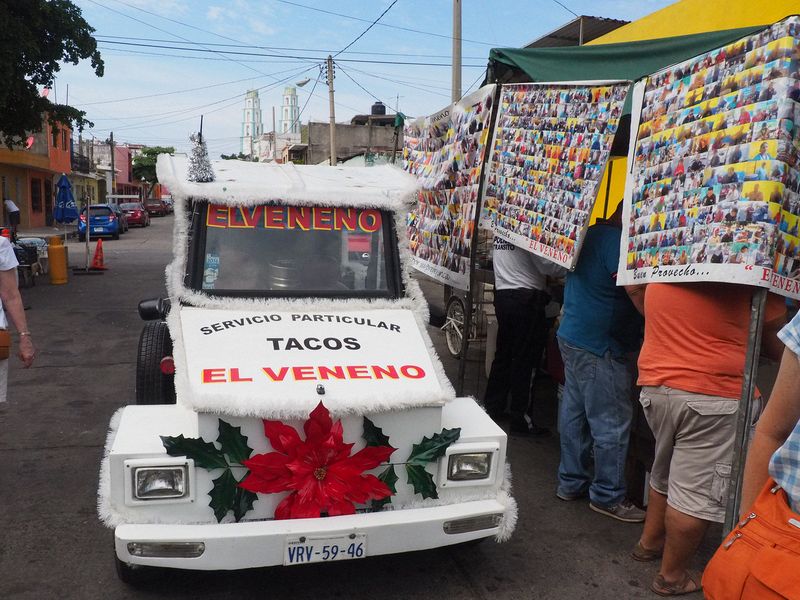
[138, 297, 171, 321]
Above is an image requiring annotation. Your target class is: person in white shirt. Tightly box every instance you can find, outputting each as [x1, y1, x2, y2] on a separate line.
[0, 236, 35, 401]
[485, 236, 565, 435]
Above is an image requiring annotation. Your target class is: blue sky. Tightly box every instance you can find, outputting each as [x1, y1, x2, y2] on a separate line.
[59, 0, 674, 156]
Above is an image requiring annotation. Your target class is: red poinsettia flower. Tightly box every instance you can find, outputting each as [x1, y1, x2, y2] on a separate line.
[239, 402, 395, 519]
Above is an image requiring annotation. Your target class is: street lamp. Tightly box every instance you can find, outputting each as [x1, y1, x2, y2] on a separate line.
[296, 78, 311, 88]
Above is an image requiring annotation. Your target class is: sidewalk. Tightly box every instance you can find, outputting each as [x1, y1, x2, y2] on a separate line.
[17, 223, 78, 239]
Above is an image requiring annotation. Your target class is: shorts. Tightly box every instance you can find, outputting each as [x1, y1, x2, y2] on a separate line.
[639, 385, 738, 523]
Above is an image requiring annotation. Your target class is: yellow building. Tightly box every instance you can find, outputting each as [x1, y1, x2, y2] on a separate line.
[0, 120, 72, 229]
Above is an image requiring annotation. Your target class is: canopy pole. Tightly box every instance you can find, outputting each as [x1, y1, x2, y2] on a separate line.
[457, 85, 501, 395]
[603, 160, 614, 219]
[723, 287, 767, 535]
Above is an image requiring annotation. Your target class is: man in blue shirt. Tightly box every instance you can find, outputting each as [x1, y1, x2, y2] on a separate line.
[555, 203, 645, 523]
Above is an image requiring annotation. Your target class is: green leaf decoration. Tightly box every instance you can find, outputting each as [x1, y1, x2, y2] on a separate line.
[209, 469, 238, 523]
[362, 417, 391, 448]
[233, 485, 258, 523]
[372, 465, 399, 509]
[407, 427, 461, 466]
[406, 464, 438, 500]
[161, 421, 257, 523]
[160, 434, 228, 470]
[217, 419, 253, 464]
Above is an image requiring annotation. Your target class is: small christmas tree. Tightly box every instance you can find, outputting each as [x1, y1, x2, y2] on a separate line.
[187, 133, 215, 182]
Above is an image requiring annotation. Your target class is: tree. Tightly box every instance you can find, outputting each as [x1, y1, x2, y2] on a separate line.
[220, 152, 255, 161]
[0, 0, 104, 146]
[132, 146, 175, 197]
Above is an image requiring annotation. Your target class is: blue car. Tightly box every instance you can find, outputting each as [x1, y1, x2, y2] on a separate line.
[78, 204, 121, 241]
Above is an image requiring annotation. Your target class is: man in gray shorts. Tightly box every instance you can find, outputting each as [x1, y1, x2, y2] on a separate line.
[625, 282, 785, 596]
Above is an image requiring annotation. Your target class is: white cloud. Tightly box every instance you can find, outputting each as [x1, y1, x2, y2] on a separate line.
[206, 6, 224, 21]
[250, 19, 277, 36]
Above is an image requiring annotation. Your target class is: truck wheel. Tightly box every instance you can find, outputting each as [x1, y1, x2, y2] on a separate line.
[443, 295, 467, 358]
[136, 321, 175, 405]
[115, 554, 153, 585]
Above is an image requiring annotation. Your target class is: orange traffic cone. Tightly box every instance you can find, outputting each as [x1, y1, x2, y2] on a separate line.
[91, 239, 107, 270]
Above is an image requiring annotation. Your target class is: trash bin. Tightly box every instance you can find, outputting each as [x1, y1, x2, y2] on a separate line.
[47, 236, 68, 285]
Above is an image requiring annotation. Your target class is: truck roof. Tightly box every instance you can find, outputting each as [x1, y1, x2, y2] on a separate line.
[156, 154, 418, 211]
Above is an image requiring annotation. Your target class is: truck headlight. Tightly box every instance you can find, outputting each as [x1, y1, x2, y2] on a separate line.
[447, 453, 492, 481]
[134, 466, 188, 499]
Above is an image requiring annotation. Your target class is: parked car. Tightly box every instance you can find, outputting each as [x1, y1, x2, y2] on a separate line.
[120, 202, 151, 227]
[100, 157, 514, 584]
[111, 204, 129, 233]
[161, 196, 174, 213]
[144, 198, 168, 217]
[78, 204, 122, 241]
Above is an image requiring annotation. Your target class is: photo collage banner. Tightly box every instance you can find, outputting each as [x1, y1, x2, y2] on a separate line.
[618, 16, 800, 299]
[404, 85, 496, 290]
[484, 81, 629, 268]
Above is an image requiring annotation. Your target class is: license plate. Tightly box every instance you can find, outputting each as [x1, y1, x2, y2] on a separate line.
[93, 227, 104, 232]
[284, 534, 366, 565]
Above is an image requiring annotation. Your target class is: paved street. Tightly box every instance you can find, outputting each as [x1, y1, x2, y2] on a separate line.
[0, 216, 699, 599]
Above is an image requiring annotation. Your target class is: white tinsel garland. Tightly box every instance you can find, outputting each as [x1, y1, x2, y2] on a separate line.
[187, 133, 215, 182]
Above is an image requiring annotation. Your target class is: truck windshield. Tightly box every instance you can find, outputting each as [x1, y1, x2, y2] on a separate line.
[194, 203, 396, 297]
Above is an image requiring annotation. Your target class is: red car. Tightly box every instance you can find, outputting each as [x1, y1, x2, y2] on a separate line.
[120, 202, 151, 227]
[144, 198, 168, 217]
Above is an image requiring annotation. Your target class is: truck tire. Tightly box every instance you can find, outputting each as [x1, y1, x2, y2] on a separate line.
[115, 553, 156, 585]
[135, 321, 175, 405]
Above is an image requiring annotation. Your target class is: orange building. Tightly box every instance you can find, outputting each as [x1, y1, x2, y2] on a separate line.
[0, 118, 72, 229]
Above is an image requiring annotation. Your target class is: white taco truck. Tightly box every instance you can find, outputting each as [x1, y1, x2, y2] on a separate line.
[99, 155, 516, 583]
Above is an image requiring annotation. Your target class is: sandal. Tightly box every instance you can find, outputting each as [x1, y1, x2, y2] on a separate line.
[650, 571, 702, 597]
[631, 540, 663, 562]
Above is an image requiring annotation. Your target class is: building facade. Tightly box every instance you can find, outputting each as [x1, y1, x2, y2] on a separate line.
[0, 119, 72, 228]
[296, 103, 401, 165]
[279, 86, 300, 135]
[240, 90, 264, 157]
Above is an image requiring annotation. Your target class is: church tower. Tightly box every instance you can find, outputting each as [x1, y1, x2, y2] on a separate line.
[240, 90, 263, 156]
[279, 87, 300, 136]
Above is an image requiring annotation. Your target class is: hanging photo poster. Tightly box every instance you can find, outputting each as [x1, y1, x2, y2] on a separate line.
[483, 81, 629, 268]
[618, 16, 800, 299]
[404, 85, 496, 290]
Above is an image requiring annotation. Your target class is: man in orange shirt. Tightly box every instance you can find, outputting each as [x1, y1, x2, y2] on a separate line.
[625, 282, 785, 596]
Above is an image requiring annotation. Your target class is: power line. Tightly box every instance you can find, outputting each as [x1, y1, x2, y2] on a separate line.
[550, 0, 579, 18]
[105, 0, 314, 68]
[84, 67, 312, 125]
[343, 65, 451, 99]
[336, 64, 389, 106]
[76, 68, 302, 106]
[85, 0, 317, 81]
[284, 70, 322, 132]
[94, 34, 487, 60]
[86, 68, 313, 133]
[94, 39, 486, 67]
[462, 68, 488, 97]
[271, 0, 501, 46]
[334, 0, 398, 57]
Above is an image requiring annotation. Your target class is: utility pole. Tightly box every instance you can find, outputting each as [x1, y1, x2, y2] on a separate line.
[452, 0, 462, 102]
[272, 106, 277, 161]
[109, 131, 116, 195]
[326, 55, 337, 166]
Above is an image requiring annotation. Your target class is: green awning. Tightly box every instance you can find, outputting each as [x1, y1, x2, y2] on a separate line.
[489, 24, 767, 114]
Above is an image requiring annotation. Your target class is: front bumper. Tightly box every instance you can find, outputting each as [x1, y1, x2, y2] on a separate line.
[115, 499, 506, 570]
